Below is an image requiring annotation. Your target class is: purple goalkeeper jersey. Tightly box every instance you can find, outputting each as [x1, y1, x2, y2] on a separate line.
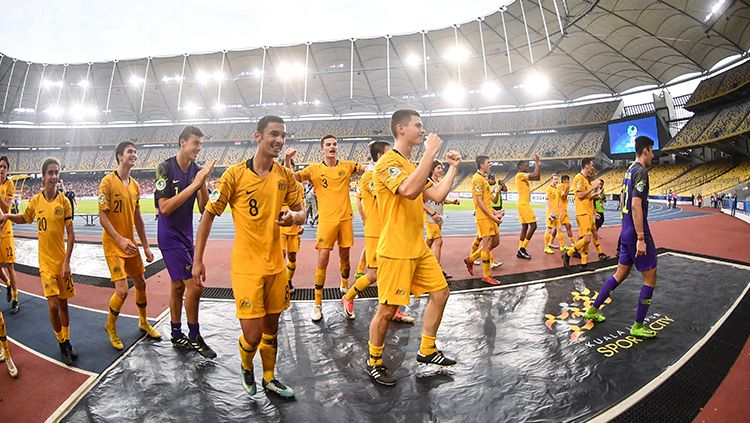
[620, 161, 651, 243]
[155, 156, 200, 249]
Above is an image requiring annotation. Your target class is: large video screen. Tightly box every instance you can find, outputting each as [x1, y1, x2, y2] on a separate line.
[607, 115, 661, 155]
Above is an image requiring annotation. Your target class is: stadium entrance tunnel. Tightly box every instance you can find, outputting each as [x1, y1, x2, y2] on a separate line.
[61, 252, 750, 422]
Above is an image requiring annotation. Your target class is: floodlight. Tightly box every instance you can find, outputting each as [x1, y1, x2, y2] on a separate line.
[525, 73, 550, 95]
[277, 63, 306, 80]
[130, 76, 144, 87]
[45, 106, 63, 117]
[182, 103, 200, 115]
[443, 47, 470, 62]
[77, 80, 89, 88]
[405, 54, 421, 67]
[442, 83, 465, 102]
[482, 81, 501, 98]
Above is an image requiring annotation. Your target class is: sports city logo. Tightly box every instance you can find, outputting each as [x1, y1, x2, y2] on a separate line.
[544, 287, 607, 342]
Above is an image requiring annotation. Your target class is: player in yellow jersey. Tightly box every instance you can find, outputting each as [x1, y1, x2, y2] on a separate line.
[0, 156, 20, 314]
[557, 175, 575, 250]
[2, 158, 78, 365]
[280, 162, 304, 295]
[543, 174, 562, 255]
[341, 141, 414, 323]
[99, 142, 160, 350]
[562, 158, 602, 272]
[462, 155, 503, 285]
[0, 310, 17, 377]
[423, 160, 460, 280]
[366, 109, 461, 386]
[194, 115, 305, 398]
[285, 135, 364, 322]
[514, 155, 541, 259]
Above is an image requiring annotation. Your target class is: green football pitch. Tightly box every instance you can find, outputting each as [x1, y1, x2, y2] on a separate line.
[62, 196, 546, 215]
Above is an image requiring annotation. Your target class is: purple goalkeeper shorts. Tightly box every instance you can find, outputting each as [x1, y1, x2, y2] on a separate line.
[618, 236, 657, 272]
[162, 246, 195, 282]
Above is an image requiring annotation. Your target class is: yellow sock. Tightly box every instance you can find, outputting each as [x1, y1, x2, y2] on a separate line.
[107, 293, 124, 328]
[490, 252, 496, 263]
[593, 239, 603, 254]
[557, 231, 565, 247]
[470, 238, 481, 256]
[135, 289, 148, 326]
[54, 329, 64, 343]
[286, 259, 296, 282]
[568, 238, 587, 257]
[419, 334, 438, 356]
[469, 247, 482, 263]
[368, 341, 384, 366]
[339, 263, 350, 290]
[544, 232, 551, 248]
[480, 250, 491, 277]
[346, 274, 371, 302]
[259, 333, 278, 383]
[518, 240, 524, 249]
[522, 239, 530, 249]
[356, 254, 366, 274]
[314, 267, 325, 305]
[238, 335, 258, 371]
[62, 325, 70, 341]
[581, 245, 589, 265]
[0, 312, 8, 356]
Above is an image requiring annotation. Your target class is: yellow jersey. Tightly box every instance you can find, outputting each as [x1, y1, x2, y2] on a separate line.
[471, 172, 493, 221]
[374, 150, 431, 259]
[297, 160, 360, 222]
[0, 178, 15, 239]
[98, 171, 140, 257]
[515, 172, 531, 205]
[546, 185, 561, 215]
[357, 169, 381, 238]
[22, 192, 73, 273]
[572, 173, 593, 216]
[280, 181, 304, 236]
[559, 182, 570, 216]
[206, 159, 302, 275]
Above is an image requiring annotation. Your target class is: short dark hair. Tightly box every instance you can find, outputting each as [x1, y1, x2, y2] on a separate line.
[476, 155, 489, 169]
[178, 126, 204, 146]
[430, 160, 443, 177]
[635, 136, 655, 157]
[115, 141, 136, 164]
[581, 158, 593, 169]
[0, 156, 9, 168]
[256, 115, 284, 135]
[390, 109, 420, 138]
[516, 160, 526, 169]
[561, 175, 570, 182]
[42, 157, 60, 175]
[320, 134, 337, 148]
[369, 140, 390, 161]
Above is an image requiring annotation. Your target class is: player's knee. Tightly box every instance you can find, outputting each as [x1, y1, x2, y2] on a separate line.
[430, 287, 450, 305]
[288, 252, 297, 262]
[172, 281, 186, 295]
[116, 287, 128, 300]
[378, 305, 398, 321]
[434, 238, 443, 248]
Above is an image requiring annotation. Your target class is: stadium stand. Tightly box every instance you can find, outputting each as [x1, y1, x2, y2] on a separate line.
[691, 160, 750, 197]
[686, 60, 750, 108]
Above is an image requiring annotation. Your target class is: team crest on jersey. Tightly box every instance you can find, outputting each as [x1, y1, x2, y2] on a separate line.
[113, 265, 122, 275]
[278, 180, 287, 191]
[388, 166, 401, 178]
[209, 189, 220, 203]
[475, 184, 482, 192]
[98, 194, 106, 204]
[338, 170, 345, 177]
[54, 206, 63, 216]
[635, 180, 646, 192]
[369, 181, 375, 191]
[155, 178, 167, 191]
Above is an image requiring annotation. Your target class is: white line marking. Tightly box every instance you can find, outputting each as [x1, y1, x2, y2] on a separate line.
[16, 289, 140, 319]
[5, 335, 97, 377]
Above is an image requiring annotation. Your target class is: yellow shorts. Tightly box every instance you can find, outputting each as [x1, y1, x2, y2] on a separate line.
[546, 213, 562, 229]
[40, 270, 76, 299]
[476, 219, 499, 238]
[377, 246, 447, 306]
[105, 254, 145, 282]
[365, 236, 379, 269]
[0, 236, 15, 264]
[576, 214, 593, 237]
[518, 204, 536, 224]
[232, 271, 290, 319]
[316, 220, 354, 249]
[281, 234, 300, 253]
[424, 221, 442, 240]
[560, 212, 571, 226]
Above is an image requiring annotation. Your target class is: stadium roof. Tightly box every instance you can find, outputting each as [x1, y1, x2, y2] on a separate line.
[1, 0, 749, 124]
